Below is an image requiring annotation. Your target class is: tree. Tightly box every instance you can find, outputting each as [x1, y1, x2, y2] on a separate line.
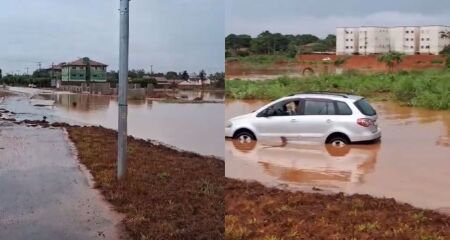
[377, 52, 404, 72]
[166, 71, 178, 79]
[286, 42, 298, 58]
[181, 71, 189, 81]
[296, 34, 320, 45]
[225, 34, 252, 51]
[440, 30, 450, 39]
[199, 70, 206, 81]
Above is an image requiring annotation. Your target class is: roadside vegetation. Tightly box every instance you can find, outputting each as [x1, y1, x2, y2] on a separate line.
[226, 69, 450, 110]
[66, 126, 224, 239]
[226, 179, 450, 240]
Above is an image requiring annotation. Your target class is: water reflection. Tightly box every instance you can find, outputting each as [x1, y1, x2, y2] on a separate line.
[225, 99, 450, 211]
[3, 92, 224, 158]
[226, 140, 379, 189]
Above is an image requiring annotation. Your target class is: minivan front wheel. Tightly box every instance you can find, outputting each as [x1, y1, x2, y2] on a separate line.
[234, 130, 256, 143]
[326, 134, 350, 147]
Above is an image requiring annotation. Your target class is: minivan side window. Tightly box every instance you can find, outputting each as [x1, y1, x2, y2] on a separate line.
[259, 99, 301, 117]
[335, 101, 353, 115]
[304, 99, 335, 115]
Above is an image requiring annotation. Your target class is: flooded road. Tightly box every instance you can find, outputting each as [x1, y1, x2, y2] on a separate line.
[2, 89, 224, 158]
[225, 100, 450, 212]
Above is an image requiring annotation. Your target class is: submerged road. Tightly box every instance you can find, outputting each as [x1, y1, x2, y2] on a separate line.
[0, 122, 123, 240]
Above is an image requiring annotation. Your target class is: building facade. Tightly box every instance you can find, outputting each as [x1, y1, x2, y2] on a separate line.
[61, 57, 107, 83]
[419, 26, 450, 55]
[357, 27, 390, 55]
[336, 27, 359, 55]
[389, 26, 420, 55]
[336, 25, 449, 55]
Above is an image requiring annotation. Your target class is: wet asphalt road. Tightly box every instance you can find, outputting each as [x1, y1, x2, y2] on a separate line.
[0, 122, 122, 240]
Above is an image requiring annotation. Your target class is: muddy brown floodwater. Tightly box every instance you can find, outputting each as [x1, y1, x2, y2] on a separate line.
[2, 92, 224, 158]
[225, 100, 450, 213]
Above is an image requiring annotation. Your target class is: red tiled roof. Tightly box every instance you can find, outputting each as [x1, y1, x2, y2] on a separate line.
[64, 58, 107, 67]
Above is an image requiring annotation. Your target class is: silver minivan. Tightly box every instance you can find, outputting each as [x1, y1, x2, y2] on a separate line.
[225, 92, 381, 145]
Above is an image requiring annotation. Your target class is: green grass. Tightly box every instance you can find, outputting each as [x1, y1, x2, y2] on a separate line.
[226, 69, 450, 110]
[226, 54, 296, 65]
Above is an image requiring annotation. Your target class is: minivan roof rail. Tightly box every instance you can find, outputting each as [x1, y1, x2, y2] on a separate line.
[293, 91, 355, 98]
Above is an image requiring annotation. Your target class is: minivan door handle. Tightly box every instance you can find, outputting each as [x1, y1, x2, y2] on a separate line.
[290, 119, 297, 122]
[326, 119, 332, 123]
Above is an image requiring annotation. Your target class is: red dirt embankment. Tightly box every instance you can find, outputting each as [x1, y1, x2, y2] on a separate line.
[298, 54, 446, 72]
[226, 54, 446, 79]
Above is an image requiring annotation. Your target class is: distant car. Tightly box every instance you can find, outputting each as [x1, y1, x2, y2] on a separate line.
[28, 84, 37, 88]
[225, 92, 381, 146]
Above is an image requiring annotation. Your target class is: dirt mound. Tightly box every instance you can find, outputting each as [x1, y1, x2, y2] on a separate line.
[66, 126, 225, 240]
[226, 179, 450, 240]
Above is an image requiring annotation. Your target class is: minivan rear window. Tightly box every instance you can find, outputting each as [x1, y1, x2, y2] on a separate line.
[354, 99, 376, 116]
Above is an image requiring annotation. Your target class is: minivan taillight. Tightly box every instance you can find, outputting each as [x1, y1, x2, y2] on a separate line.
[357, 118, 371, 127]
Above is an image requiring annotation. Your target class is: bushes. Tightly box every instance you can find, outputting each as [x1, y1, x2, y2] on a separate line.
[226, 69, 450, 110]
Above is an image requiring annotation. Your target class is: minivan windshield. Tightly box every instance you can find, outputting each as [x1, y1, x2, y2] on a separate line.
[354, 99, 376, 116]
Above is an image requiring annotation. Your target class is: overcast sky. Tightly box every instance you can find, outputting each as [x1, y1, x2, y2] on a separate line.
[226, 0, 450, 38]
[0, 0, 224, 75]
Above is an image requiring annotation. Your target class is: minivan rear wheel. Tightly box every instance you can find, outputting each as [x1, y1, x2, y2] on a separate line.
[234, 130, 256, 143]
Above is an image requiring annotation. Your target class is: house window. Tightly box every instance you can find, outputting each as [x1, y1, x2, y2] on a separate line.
[406, 30, 409, 33]
[71, 74, 76, 77]
[72, 66, 76, 70]
[350, 39, 353, 41]
[411, 30, 414, 33]
[421, 38, 424, 41]
[79, 74, 83, 77]
[345, 39, 348, 41]
[345, 46, 349, 49]
[405, 38, 409, 41]
[410, 46, 414, 49]
[93, 74, 98, 77]
[426, 38, 430, 41]
[426, 45, 430, 49]
[421, 46, 424, 49]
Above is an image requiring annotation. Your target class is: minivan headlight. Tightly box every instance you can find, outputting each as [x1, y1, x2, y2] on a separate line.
[225, 121, 233, 128]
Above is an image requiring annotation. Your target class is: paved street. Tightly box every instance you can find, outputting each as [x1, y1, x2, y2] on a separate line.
[0, 122, 123, 240]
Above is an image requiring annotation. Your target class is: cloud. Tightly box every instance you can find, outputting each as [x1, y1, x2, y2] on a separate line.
[0, 0, 224, 74]
[227, 11, 450, 38]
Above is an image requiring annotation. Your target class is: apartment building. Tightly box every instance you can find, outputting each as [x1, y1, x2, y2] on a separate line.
[389, 26, 420, 55]
[358, 27, 390, 55]
[336, 27, 359, 55]
[419, 26, 450, 55]
[336, 25, 449, 55]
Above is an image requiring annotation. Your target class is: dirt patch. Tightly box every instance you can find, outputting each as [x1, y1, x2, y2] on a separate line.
[226, 54, 447, 79]
[65, 126, 225, 240]
[226, 179, 450, 240]
[0, 89, 16, 97]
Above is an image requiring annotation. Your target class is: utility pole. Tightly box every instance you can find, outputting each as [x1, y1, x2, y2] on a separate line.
[150, 64, 153, 75]
[118, 0, 130, 179]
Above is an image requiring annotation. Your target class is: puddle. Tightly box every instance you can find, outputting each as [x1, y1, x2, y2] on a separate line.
[225, 100, 450, 211]
[2, 90, 224, 158]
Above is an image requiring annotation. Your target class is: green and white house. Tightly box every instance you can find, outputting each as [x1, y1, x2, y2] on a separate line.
[61, 57, 107, 84]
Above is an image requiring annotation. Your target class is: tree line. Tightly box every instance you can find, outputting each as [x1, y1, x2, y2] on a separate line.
[0, 68, 224, 89]
[226, 31, 336, 58]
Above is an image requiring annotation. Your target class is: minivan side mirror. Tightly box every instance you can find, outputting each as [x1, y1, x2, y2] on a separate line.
[258, 107, 275, 117]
